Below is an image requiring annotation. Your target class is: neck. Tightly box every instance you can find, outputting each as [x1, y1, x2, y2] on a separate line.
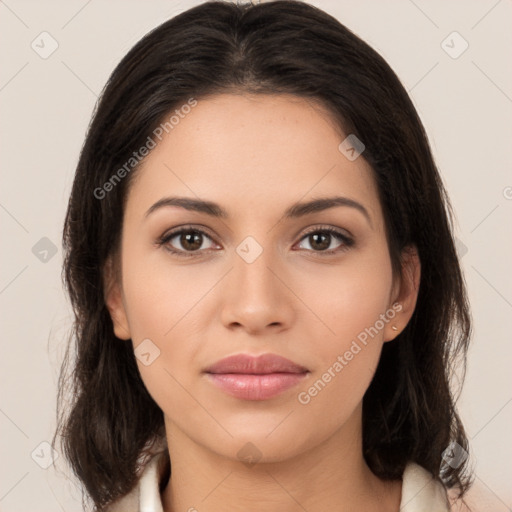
[161, 406, 402, 512]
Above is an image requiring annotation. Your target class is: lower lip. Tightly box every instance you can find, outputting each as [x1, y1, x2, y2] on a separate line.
[205, 372, 309, 400]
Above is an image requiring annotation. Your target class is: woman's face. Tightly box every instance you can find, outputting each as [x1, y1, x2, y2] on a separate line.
[106, 93, 418, 464]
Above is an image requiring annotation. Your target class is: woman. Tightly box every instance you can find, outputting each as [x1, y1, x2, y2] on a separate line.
[53, 1, 473, 511]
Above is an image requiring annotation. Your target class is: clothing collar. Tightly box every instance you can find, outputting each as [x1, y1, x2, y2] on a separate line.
[106, 450, 450, 511]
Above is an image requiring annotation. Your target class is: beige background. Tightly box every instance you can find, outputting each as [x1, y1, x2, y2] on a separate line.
[1, 0, 511, 510]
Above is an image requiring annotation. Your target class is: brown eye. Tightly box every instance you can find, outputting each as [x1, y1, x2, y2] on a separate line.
[296, 227, 354, 254]
[178, 231, 204, 251]
[307, 232, 331, 251]
[158, 227, 218, 257]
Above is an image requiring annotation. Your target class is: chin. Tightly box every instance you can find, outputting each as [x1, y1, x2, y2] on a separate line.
[202, 422, 318, 465]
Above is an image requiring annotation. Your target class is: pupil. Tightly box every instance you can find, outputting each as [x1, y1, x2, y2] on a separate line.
[182, 232, 202, 250]
[311, 233, 329, 251]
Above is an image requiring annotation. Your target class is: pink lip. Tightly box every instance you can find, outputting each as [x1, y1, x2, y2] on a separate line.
[203, 353, 309, 401]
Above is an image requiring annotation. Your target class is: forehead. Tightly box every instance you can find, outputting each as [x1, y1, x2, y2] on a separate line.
[126, 93, 382, 228]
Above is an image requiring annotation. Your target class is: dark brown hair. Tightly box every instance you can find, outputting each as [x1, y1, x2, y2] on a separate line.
[53, 1, 473, 510]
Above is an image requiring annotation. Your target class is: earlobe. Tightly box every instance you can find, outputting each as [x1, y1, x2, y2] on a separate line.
[384, 245, 421, 342]
[103, 257, 131, 341]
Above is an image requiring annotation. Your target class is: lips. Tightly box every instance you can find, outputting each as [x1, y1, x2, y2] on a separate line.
[203, 353, 309, 375]
[203, 353, 309, 400]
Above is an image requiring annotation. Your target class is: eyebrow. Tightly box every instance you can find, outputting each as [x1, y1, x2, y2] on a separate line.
[145, 195, 372, 227]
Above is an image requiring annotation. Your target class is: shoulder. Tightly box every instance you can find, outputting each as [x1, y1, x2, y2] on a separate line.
[105, 450, 168, 512]
[400, 462, 451, 512]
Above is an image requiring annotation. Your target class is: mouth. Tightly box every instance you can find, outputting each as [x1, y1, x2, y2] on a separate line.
[203, 353, 310, 400]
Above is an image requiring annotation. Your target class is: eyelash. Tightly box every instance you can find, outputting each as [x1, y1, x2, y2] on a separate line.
[156, 224, 355, 258]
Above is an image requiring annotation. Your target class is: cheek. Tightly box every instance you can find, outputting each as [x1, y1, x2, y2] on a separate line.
[121, 238, 216, 342]
[293, 341, 382, 444]
[294, 294, 388, 433]
[121, 273, 202, 422]
[119, 242, 221, 407]
[293, 248, 393, 417]
[298, 244, 393, 347]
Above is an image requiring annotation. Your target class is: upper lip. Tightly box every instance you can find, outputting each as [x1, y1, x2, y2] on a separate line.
[204, 353, 309, 374]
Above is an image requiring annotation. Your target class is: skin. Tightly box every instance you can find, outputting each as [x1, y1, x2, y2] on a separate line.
[105, 93, 421, 512]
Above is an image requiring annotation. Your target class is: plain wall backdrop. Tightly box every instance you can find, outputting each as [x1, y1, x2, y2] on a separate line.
[1, 0, 511, 510]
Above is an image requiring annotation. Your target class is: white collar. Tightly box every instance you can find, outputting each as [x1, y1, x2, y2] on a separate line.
[106, 451, 450, 512]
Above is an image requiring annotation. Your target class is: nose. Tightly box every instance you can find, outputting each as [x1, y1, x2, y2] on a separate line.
[219, 245, 295, 335]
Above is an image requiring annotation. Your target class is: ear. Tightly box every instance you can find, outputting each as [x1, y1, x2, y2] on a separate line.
[384, 244, 421, 342]
[103, 255, 131, 340]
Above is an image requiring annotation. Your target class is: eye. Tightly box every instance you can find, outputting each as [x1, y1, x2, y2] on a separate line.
[156, 224, 354, 258]
[157, 226, 218, 257]
[295, 226, 354, 255]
